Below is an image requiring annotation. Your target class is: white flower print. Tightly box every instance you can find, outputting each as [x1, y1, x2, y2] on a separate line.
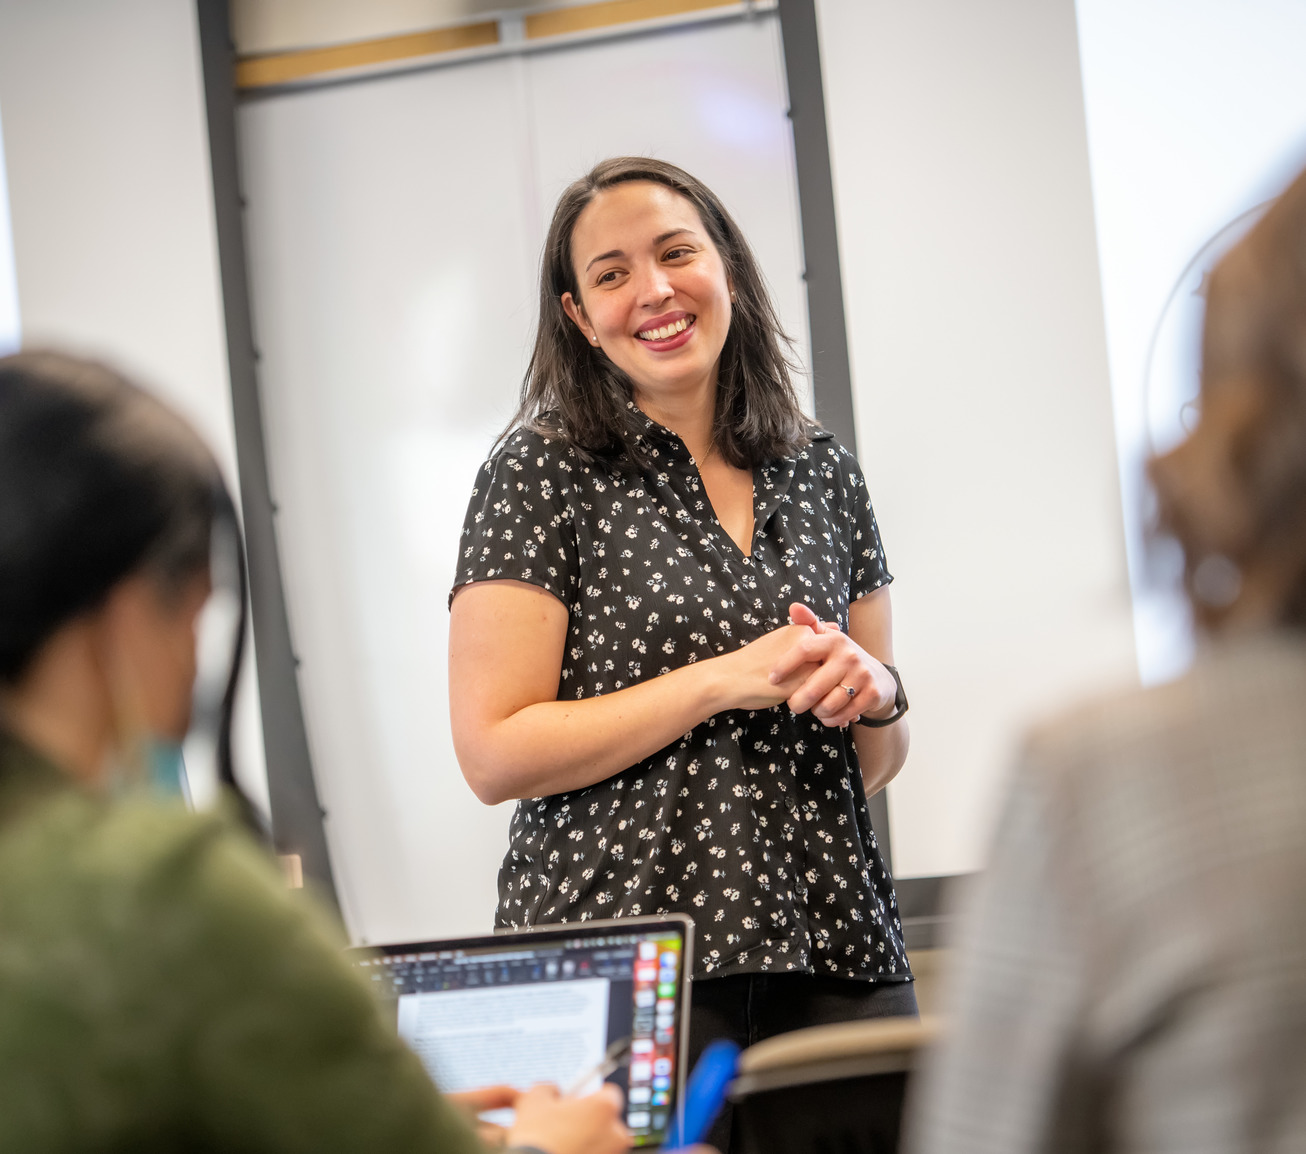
[454, 423, 909, 983]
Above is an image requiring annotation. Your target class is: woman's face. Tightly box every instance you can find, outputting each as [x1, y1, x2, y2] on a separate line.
[562, 180, 733, 408]
[106, 570, 211, 743]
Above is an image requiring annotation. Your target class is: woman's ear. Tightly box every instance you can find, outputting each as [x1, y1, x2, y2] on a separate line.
[561, 292, 599, 346]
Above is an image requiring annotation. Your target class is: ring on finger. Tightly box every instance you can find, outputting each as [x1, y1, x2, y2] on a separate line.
[840, 684, 856, 698]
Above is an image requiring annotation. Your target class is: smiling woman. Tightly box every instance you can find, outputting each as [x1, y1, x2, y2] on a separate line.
[515, 157, 808, 474]
[448, 157, 915, 1152]
[561, 182, 735, 417]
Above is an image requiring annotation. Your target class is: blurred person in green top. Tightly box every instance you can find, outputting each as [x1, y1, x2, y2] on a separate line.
[0, 350, 631, 1154]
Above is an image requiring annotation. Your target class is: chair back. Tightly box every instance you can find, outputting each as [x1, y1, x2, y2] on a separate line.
[729, 1016, 940, 1154]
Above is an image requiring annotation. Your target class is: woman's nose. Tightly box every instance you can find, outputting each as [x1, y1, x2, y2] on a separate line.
[633, 262, 674, 307]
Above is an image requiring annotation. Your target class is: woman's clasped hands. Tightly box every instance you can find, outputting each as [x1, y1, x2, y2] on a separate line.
[728, 602, 897, 728]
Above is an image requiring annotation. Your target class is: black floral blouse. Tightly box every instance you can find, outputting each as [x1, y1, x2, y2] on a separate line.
[452, 409, 910, 982]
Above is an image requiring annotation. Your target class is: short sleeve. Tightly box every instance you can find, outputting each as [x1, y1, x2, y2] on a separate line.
[840, 447, 893, 601]
[450, 430, 580, 610]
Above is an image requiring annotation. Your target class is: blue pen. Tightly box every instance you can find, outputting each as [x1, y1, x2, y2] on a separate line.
[664, 1039, 741, 1150]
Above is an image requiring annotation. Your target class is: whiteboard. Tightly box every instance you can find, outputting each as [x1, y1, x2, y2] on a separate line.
[238, 12, 808, 944]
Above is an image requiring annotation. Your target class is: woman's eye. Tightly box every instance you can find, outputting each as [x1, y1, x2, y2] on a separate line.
[664, 247, 692, 260]
[596, 269, 620, 285]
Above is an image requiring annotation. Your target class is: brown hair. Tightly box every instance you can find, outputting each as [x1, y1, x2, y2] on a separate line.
[1150, 165, 1306, 630]
[508, 157, 811, 469]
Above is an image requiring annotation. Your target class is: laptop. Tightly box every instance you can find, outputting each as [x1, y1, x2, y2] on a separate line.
[350, 914, 694, 1148]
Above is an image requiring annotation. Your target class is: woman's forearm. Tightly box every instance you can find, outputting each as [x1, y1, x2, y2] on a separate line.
[450, 582, 832, 805]
[853, 719, 909, 798]
[454, 658, 734, 805]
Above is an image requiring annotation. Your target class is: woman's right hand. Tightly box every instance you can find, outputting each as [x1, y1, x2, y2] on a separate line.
[505, 1082, 630, 1154]
[450, 581, 831, 803]
[715, 623, 823, 711]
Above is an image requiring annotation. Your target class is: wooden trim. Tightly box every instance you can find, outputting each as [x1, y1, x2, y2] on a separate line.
[235, 22, 499, 90]
[525, 0, 737, 40]
[234, 0, 746, 91]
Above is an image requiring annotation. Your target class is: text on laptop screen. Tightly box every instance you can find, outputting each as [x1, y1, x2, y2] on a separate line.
[355, 924, 686, 1146]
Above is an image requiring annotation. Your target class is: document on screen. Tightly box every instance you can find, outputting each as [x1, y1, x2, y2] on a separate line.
[397, 977, 611, 1094]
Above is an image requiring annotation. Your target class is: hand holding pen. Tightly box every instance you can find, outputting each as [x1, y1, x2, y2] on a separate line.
[565, 1036, 633, 1097]
[450, 1078, 631, 1154]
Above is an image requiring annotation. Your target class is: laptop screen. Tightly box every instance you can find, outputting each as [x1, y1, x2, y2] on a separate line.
[351, 915, 693, 1148]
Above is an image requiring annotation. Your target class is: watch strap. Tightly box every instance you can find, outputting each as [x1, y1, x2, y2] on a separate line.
[856, 664, 909, 728]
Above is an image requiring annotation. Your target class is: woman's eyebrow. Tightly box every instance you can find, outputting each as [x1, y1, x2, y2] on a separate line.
[584, 229, 698, 272]
[585, 248, 623, 272]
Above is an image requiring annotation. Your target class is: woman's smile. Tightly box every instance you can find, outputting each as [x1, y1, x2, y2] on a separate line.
[634, 311, 696, 349]
[561, 180, 732, 401]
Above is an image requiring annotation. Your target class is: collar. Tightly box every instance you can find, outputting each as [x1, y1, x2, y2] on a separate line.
[628, 402, 695, 464]
[626, 402, 835, 460]
[626, 401, 834, 525]
[0, 728, 74, 823]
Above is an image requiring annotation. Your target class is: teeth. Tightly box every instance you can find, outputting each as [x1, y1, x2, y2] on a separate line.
[638, 317, 691, 341]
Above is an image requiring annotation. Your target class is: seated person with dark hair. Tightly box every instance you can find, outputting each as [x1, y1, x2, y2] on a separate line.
[0, 350, 631, 1154]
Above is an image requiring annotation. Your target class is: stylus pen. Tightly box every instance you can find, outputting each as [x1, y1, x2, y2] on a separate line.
[565, 1036, 632, 1096]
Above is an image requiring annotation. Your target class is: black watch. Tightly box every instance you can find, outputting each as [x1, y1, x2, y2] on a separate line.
[856, 664, 909, 728]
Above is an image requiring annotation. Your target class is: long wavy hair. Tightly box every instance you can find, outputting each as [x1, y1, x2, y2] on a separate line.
[1150, 163, 1306, 630]
[509, 157, 812, 469]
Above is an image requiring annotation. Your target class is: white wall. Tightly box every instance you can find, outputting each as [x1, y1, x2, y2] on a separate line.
[1076, 0, 1306, 687]
[816, 0, 1138, 878]
[0, 0, 269, 815]
[0, 128, 16, 355]
[0, 105, 17, 354]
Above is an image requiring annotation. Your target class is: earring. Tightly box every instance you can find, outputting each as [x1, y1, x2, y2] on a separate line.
[591, 338, 599, 346]
[730, 291, 736, 301]
[1192, 553, 1242, 609]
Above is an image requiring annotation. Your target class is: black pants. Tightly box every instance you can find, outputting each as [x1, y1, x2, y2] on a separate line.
[686, 973, 918, 1154]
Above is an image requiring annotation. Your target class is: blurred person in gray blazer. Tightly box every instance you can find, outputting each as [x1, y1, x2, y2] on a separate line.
[910, 162, 1306, 1154]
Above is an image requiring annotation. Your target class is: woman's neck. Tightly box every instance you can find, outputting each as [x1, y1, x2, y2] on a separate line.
[633, 373, 718, 463]
[0, 628, 113, 786]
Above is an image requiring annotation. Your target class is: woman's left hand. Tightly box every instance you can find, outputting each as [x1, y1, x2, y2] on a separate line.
[769, 603, 897, 728]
